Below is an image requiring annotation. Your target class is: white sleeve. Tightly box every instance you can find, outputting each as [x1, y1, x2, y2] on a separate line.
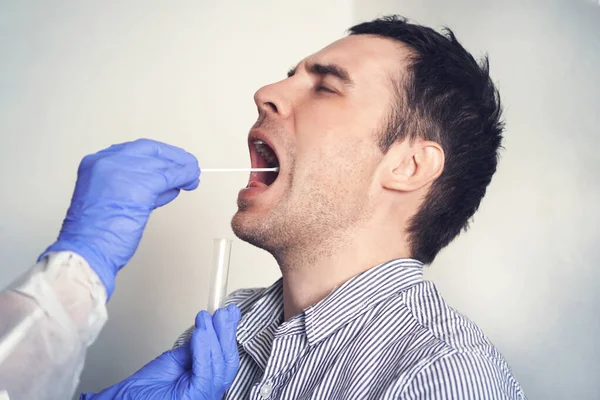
[0, 252, 108, 400]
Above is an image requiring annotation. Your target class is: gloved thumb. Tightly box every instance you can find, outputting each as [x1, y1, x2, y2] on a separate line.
[168, 338, 193, 367]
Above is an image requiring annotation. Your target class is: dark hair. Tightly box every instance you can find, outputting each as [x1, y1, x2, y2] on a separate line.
[349, 15, 504, 264]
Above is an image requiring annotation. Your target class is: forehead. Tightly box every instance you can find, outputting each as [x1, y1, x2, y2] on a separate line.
[305, 35, 411, 87]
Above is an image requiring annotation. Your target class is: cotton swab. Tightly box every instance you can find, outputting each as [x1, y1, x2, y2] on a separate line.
[202, 168, 279, 172]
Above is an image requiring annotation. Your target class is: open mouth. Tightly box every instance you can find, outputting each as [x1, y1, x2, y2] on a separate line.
[249, 137, 280, 187]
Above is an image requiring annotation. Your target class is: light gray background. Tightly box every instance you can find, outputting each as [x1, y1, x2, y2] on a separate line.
[0, 1, 598, 399]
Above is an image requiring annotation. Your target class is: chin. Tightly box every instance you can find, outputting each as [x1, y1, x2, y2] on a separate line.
[231, 209, 275, 252]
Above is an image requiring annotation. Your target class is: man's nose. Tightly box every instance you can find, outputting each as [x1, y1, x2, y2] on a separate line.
[253, 81, 292, 119]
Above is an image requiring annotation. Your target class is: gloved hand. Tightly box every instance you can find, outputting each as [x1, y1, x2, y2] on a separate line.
[80, 305, 242, 400]
[39, 139, 200, 298]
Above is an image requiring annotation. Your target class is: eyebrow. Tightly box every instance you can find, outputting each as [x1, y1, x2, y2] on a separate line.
[287, 62, 355, 86]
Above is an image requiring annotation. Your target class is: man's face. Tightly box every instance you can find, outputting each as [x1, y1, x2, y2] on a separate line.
[231, 34, 406, 258]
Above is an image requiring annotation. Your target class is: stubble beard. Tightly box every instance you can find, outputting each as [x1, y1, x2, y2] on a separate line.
[231, 177, 369, 270]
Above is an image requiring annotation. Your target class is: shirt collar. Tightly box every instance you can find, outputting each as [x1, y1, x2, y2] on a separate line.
[304, 258, 423, 345]
[236, 258, 423, 349]
[236, 279, 284, 347]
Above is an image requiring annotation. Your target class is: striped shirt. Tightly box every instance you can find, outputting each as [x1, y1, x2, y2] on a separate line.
[175, 259, 527, 399]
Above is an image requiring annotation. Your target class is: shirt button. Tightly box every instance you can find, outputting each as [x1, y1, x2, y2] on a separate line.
[259, 382, 273, 398]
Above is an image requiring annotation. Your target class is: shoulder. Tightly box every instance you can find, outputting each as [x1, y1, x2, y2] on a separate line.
[393, 281, 527, 399]
[397, 351, 527, 400]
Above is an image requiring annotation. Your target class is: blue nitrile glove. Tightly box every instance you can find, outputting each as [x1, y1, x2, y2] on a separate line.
[80, 305, 242, 400]
[39, 139, 200, 298]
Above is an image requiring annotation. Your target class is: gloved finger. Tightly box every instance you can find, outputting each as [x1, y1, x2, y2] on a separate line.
[80, 153, 175, 177]
[85, 153, 199, 193]
[159, 162, 200, 192]
[202, 311, 227, 384]
[213, 305, 241, 385]
[97, 139, 198, 166]
[191, 311, 220, 393]
[189, 311, 214, 393]
[155, 188, 181, 208]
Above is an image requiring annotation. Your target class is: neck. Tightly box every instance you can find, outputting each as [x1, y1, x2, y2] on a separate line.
[277, 223, 410, 321]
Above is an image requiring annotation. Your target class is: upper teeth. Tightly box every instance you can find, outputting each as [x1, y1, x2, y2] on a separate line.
[253, 140, 279, 167]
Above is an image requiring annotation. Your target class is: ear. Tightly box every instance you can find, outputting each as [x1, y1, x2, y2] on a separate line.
[380, 140, 444, 192]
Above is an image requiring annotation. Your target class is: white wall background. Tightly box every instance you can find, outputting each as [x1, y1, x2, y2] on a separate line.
[0, 1, 598, 399]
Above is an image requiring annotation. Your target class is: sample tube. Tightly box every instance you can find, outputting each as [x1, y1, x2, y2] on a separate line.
[207, 238, 232, 314]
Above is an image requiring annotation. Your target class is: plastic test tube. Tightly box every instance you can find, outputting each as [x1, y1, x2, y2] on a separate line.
[207, 238, 232, 314]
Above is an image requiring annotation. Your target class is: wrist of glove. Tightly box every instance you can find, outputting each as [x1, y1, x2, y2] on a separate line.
[40, 199, 150, 297]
